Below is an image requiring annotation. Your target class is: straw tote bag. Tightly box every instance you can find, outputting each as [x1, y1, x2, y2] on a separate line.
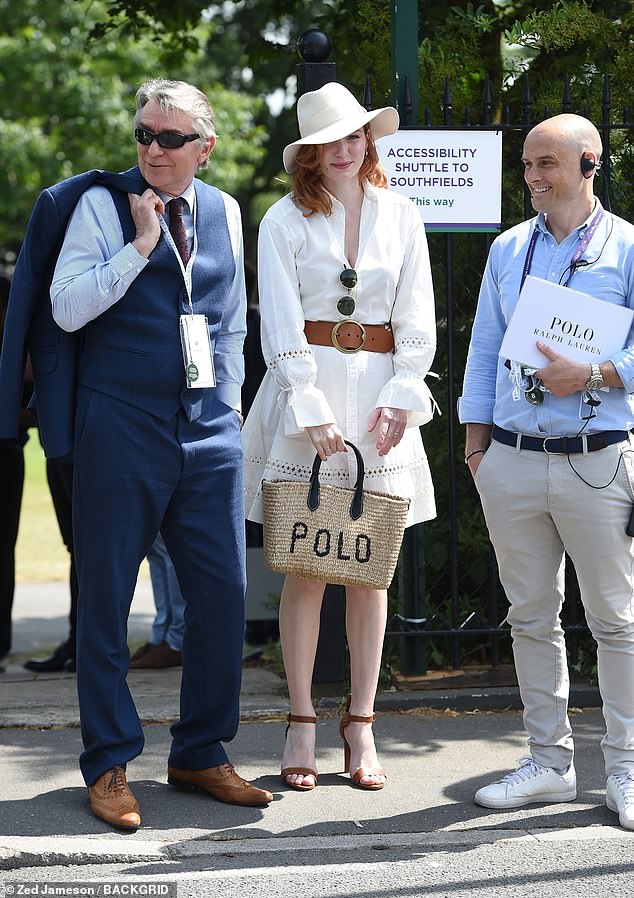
[262, 441, 409, 589]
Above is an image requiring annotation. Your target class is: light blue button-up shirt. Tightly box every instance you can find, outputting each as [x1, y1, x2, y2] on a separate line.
[458, 202, 634, 435]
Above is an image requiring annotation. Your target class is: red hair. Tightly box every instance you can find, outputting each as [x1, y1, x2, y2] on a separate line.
[292, 126, 388, 217]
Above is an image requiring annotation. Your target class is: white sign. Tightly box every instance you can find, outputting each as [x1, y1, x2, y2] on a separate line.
[499, 275, 634, 368]
[377, 129, 502, 232]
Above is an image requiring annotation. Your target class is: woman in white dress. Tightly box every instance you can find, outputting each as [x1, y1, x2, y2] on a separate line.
[242, 83, 437, 791]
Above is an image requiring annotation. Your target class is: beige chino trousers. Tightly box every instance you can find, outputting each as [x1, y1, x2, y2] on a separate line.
[475, 436, 634, 776]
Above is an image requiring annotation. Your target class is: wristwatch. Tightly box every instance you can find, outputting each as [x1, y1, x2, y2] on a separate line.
[585, 363, 604, 391]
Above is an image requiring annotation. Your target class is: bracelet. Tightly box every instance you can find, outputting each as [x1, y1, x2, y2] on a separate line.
[464, 449, 486, 464]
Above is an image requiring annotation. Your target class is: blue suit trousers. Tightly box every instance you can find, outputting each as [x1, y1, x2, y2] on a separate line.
[73, 386, 246, 785]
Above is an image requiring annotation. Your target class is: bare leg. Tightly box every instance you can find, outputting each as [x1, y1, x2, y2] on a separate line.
[344, 586, 388, 787]
[279, 574, 326, 787]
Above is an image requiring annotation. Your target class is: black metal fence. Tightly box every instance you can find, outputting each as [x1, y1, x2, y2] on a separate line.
[384, 73, 634, 676]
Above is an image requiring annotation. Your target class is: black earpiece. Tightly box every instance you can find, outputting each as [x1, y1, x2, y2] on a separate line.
[581, 154, 596, 176]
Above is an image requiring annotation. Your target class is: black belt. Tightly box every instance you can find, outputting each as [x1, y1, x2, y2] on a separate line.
[492, 425, 628, 454]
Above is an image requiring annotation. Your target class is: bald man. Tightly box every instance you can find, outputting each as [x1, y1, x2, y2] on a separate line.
[459, 114, 634, 829]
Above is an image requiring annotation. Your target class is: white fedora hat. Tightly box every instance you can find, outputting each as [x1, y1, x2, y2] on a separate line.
[283, 82, 399, 173]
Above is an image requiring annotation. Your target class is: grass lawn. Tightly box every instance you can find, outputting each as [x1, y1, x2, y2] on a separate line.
[16, 436, 69, 582]
[16, 437, 150, 583]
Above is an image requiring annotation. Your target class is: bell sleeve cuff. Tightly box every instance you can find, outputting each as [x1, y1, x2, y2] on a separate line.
[375, 371, 440, 428]
[281, 382, 337, 435]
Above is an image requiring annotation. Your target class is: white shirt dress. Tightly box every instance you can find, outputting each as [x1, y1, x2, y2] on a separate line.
[242, 181, 437, 527]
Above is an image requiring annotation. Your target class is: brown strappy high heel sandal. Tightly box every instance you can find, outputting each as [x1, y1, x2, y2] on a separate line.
[281, 713, 318, 791]
[339, 698, 386, 791]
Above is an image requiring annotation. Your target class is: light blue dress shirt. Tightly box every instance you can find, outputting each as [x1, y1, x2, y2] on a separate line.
[458, 202, 634, 436]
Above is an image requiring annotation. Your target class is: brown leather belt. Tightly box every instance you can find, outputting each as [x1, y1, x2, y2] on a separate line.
[304, 320, 394, 354]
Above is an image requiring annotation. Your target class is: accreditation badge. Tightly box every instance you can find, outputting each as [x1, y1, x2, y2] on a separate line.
[179, 314, 216, 388]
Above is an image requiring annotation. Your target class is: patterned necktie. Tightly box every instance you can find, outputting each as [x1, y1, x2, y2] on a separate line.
[168, 197, 190, 265]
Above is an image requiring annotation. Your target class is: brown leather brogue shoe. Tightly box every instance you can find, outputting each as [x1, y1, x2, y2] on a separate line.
[88, 766, 141, 830]
[128, 642, 153, 665]
[129, 642, 182, 669]
[167, 763, 273, 807]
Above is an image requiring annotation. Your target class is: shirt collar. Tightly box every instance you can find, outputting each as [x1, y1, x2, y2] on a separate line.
[362, 180, 380, 203]
[534, 198, 604, 238]
[159, 180, 196, 213]
[325, 179, 377, 210]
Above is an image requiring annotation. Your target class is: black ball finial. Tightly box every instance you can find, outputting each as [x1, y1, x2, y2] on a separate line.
[297, 29, 332, 63]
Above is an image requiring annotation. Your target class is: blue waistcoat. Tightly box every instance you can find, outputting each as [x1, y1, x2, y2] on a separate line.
[80, 182, 234, 421]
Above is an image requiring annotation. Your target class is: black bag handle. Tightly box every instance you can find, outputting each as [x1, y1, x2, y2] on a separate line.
[307, 440, 364, 521]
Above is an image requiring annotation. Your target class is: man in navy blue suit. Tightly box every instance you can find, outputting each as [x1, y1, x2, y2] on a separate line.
[50, 79, 272, 829]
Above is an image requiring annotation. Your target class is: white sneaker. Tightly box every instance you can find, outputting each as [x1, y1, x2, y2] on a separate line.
[475, 756, 577, 809]
[606, 772, 634, 830]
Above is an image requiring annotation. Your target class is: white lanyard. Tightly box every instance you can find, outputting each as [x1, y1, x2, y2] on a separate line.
[158, 200, 215, 388]
[159, 201, 198, 314]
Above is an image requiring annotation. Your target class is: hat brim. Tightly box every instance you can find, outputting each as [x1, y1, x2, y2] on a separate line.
[283, 106, 399, 173]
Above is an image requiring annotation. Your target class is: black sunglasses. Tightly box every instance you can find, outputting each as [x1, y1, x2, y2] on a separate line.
[135, 127, 200, 149]
[337, 267, 358, 317]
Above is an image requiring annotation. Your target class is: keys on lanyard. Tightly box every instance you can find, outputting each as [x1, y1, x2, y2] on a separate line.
[525, 384, 544, 405]
[509, 361, 545, 405]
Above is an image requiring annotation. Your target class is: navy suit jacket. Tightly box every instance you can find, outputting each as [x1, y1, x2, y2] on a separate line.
[0, 168, 147, 459]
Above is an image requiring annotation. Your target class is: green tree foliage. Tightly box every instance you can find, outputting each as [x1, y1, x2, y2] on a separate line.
[0, 0, 266, 253]
[76, 0, 408, 261]
[88, 1, 634, 218]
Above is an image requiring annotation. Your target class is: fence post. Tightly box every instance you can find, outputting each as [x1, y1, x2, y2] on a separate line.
[296, 28, 336, 95]
[295, 30, 347, 686]
[391, 0, 419, 122]
[390, 0, 428, 676]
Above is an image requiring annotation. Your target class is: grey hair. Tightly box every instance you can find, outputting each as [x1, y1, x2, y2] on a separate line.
[135, 79, 216, 167]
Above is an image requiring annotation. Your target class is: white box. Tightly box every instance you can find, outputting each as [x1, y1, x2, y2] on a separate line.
[499, 274, 633, 368]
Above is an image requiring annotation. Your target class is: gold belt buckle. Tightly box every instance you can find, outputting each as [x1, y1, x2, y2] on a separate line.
[331, 320, 366, 353]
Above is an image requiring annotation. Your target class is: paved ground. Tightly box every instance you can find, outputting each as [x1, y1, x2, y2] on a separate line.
[1, 581, 632, 897]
